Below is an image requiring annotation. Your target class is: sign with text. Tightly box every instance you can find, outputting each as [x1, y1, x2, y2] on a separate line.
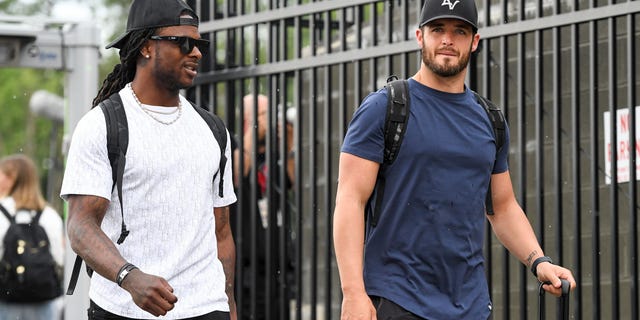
[604, 106, 640, 184]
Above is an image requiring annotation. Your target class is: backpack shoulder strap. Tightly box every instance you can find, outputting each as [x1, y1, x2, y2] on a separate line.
[472, 91, 506, 153]
[68, 92, 128, 296]
[99, 92, 129, 244]
[32, 210, 44, 225]
[471, 91, 507, 215]
[383, 78, 411, 164]
[189, 102, 228, 198]
[0, 204, 13, 224]
[369, 77, 411, 228]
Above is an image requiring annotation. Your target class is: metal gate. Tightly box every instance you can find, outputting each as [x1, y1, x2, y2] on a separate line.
[186, 0, 640, 319]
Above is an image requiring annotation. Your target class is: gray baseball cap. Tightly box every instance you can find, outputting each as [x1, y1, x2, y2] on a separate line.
[106, 0, 199, 49]
[418, 0, 478, 31]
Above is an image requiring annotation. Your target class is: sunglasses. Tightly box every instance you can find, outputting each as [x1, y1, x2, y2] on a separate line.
[149, 36, 210, 55]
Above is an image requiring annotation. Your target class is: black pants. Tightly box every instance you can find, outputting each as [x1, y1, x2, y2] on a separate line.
[371, 296, 423, 320]
[88, 300, 230, 320]
[370, 296, 493, 320]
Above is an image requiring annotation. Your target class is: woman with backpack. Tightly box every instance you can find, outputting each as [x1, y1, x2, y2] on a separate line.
[0, 154, 64, 320]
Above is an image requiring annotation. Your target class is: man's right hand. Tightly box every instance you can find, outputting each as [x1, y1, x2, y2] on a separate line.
[121, 269, 178, 317]
[341, 292, 377, 320]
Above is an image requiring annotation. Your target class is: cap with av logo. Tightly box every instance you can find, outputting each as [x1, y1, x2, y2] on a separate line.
[418, 0, 478, 31]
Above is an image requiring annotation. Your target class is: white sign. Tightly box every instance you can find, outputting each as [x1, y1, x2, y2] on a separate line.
[604, 106, 640, 184]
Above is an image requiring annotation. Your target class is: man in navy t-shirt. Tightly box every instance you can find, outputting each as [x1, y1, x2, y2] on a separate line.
[332, 0, 576, 319]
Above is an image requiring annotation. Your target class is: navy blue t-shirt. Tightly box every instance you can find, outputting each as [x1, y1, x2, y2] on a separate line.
[341, 79, 510, 319]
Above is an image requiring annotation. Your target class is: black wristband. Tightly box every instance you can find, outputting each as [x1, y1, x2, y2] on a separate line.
[116, 262, 138, 287]
[531, 256, 553, 278]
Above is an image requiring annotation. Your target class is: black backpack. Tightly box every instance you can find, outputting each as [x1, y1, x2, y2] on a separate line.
[367, 77, 506, 227]
[66, 92, 229, 295]
[0, 204, 62, 302]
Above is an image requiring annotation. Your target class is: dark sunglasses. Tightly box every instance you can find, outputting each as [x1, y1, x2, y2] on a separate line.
[149, 36, 210, 55]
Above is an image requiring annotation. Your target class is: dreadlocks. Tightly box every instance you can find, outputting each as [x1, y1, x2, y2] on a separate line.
[92, 28, 157, 107]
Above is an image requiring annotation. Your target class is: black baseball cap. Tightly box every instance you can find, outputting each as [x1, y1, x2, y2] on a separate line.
[418, 0, 478, 31]
[106, 0, 200, 49]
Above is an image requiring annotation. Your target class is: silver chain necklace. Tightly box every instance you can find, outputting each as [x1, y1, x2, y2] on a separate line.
[128, 83, 183, 125]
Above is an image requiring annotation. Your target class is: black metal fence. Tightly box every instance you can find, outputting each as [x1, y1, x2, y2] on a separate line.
[186, 0, 640, 319]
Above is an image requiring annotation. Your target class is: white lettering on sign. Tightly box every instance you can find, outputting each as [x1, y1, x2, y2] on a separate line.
[604, 106, 640, 184]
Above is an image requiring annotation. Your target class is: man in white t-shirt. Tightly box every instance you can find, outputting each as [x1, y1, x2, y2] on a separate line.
[60, 0, 237, 319]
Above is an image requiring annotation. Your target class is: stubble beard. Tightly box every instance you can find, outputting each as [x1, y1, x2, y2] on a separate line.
[422, 43, 472, 78]
[152, 52, 190, 93]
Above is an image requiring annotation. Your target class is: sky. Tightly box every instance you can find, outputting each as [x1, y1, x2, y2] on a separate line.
[48, 0, 118, 49]
[51, 1, 93, 19]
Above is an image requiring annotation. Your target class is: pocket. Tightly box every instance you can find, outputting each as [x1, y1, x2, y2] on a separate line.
[87, 301, 118, 320]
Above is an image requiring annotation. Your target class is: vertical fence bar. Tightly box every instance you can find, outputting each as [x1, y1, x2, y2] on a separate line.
[516, 31, 528, 320]
[322, 11, 331, 319]
[294, 68, 303, 320]
[279, 71, 290, 320]
[385, 0, 392, 74]
[534, 29, 545, 253]
[607, 16, 620, 320]
[535, 28, 545, 319]
[627, 12, 638, 320]
[323, 64, 333, 320]
[278, 15, 289, 320]
[315, 10, 335, 316]
[235, 79, 246, 319]
[293, 11, 304, 320]
[400, 0, 409, 75]
[265, 75, 275, 320]
[250, 77, 260, 320]
[552, 26, 563, 266]
[310, 66, 318, 320]
[355, 4, 363, 108]
[570, 22, 582, 320]
[369, 4, 377, 89]
[308, 12, 318, 320]
[338, 61, 348, 152]
[589, 19, 601, 320]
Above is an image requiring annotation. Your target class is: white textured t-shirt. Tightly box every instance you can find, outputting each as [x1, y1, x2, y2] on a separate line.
[60, 85, 237, 319]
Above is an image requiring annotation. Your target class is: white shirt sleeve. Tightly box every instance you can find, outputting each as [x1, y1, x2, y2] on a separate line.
[60, 107, 114, 201]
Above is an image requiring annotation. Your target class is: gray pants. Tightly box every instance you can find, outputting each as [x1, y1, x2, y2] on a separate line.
[0, 297, 61, 320]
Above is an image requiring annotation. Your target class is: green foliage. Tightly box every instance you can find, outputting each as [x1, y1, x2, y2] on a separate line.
[0, 68, 64, 157]
[0, 0, 50, 16]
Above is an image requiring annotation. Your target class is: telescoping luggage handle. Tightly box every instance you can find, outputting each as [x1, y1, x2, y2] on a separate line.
[538, 279, 570, 320]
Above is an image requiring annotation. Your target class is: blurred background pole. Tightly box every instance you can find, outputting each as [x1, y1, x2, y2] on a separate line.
[60, 20, 100, 320]
[29, 90, 64, 206]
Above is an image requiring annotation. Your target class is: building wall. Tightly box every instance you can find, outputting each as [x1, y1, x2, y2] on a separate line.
[187, 0, 640, 319]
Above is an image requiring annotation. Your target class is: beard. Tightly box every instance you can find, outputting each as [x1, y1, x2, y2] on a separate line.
[152, 65, 188, 93]
[151, 51, 191, 93]
[421, 42, 472, 78]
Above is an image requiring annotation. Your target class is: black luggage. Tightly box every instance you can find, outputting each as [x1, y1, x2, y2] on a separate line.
[538, 279, 571, 319]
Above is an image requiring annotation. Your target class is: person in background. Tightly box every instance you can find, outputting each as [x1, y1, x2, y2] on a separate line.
[60, 0, 237, 319]
[232, 94, 295, 320]
[0, 154, 64, 320]
[332, 0, 576, 319]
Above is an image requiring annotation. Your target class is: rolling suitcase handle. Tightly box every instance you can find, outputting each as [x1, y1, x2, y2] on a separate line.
[538, 279, 570, 320]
